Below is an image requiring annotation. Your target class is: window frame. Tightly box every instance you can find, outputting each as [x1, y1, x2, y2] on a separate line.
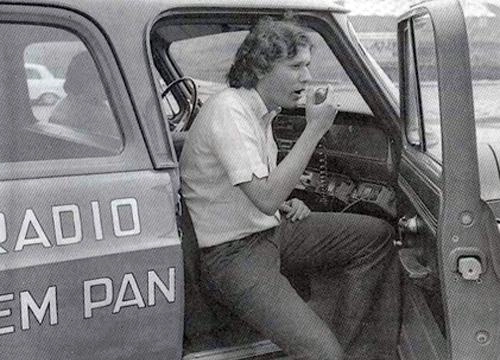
[399, 14, 443, 184]
[0, 5, 151, 181]
[412, 14, 443, 164]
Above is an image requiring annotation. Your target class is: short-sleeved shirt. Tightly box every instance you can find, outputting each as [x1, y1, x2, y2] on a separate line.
[180, 87, 281, 248]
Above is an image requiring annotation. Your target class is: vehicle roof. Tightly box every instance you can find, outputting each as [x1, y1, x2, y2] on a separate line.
[0, 0, 348, 20]
[0, 0, 347, 8]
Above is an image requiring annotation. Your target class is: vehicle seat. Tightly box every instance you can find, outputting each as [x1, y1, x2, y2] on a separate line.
[49, 51, 120, 138]
[180, 197, 219, 347]
[180, 197, 266, 351]
[171, 131, 186, 159]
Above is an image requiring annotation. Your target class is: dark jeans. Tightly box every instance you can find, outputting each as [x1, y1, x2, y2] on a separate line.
[200, 212, 401, 360]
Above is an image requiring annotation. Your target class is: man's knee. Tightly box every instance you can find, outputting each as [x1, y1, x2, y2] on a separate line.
[347, 216, 396, 266]
[365, 217, 395, 249]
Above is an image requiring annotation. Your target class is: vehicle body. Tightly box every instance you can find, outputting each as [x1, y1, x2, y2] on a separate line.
[24, 63, 65, 105]
[0, 0, 499, 359]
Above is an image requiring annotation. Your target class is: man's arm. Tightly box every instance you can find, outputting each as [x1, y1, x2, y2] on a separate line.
[239, 85, 338, 215]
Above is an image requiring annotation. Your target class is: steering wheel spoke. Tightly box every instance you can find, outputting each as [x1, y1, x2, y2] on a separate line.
[161, 77, 198, 132]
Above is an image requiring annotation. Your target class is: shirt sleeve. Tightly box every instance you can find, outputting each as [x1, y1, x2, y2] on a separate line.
[209, 96, 269, 186]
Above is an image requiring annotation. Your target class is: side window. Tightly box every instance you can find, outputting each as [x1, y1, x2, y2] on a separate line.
[0, 23, 123, 163]
[25, 67, 42, 79]
[414, 15, 441, 162]
[166, 26, 370, 112]
[168, 31, 236, 102]
[405, 15, 442, 163]
[403, 24, 421, 147]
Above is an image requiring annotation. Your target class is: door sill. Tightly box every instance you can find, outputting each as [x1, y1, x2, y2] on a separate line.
[183, 340, 288, 360]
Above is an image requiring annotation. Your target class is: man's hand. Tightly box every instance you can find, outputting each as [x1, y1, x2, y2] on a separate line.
[305, 84, 338, 137]
[280, 198, 311, 222]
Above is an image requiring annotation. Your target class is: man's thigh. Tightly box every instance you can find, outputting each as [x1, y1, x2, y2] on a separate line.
[275, 212, 394, 273]
[199, 230, 280, 308]
[199, 231, 343, 359]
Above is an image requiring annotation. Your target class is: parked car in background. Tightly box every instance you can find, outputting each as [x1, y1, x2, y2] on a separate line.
[25, 63, 65, 105]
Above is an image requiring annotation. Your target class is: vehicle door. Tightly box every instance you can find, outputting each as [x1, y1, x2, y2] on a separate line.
[0, 5, 183, 360]
[397, 0, 500, 359]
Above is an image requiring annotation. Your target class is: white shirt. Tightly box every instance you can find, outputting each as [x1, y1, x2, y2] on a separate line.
[180, 87, 280, 248]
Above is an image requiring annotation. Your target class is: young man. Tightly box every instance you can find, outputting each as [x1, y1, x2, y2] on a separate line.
[180, 18, 401, 360]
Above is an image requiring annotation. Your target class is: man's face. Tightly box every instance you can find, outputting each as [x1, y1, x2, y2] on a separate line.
[256, 45, 312, 110]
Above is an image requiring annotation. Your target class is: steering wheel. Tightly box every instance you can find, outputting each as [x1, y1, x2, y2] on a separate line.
[161, 77, 198, 132]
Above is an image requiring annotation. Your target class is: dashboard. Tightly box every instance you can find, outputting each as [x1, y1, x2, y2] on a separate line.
[273, 112, 397, 219]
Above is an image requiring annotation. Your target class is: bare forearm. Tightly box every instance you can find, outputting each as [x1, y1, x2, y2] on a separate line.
[239, 126, 323, 214]
[239, 85, 338, 215]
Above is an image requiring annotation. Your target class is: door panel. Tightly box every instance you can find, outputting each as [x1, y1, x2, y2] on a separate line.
[0, 172, 183, 360]
[398, 1, 500, 359]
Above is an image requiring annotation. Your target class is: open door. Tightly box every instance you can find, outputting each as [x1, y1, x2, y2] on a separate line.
[398, 0, 500, 359]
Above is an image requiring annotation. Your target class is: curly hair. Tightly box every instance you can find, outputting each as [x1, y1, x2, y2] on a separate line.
[227, 17, 312, 89]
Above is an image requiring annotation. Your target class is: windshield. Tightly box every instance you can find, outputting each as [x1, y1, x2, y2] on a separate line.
[343, 0, 401, 87]
[165, 24, 371, 112]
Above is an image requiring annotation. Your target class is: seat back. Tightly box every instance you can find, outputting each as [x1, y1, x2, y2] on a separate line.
[180, 197, 219, 346]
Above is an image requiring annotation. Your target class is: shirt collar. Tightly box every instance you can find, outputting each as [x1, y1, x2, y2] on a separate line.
[238, 87, 269, 125]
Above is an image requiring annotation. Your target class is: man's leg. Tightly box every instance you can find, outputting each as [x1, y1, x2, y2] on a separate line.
[276, 212, 401, 360]
[199, 229, 344, 360]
